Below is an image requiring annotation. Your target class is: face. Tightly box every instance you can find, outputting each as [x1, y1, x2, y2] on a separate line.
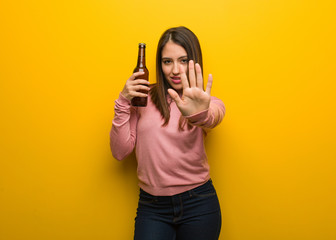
[161, 41, 188, 91]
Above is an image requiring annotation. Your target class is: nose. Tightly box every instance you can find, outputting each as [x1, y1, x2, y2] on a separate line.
[172, 62, 179, 75]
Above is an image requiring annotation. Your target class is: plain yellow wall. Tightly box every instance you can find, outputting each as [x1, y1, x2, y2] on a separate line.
[1, 0, 335, 239]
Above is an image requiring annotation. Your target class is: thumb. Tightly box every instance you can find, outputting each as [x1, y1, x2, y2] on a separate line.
[167, 89, 183, 106]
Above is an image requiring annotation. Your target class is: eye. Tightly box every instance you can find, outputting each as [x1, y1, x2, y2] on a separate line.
[162, 59, 172, 65]
[181, 58, 188, 64]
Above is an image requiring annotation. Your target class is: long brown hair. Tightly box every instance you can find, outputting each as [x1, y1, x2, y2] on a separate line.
[150, 26, 203, 130]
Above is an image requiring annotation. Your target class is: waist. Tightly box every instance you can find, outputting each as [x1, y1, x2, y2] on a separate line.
[139, 179, 215, 200]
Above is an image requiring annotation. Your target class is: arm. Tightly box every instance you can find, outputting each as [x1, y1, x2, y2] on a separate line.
[110, 72, 149, 160]
[110, 93, 138, 160]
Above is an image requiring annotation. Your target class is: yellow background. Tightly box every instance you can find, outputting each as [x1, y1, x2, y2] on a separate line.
[1, 0, 335, 239]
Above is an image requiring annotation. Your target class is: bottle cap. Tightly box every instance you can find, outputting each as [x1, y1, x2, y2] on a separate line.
[139, 43, 146, 47]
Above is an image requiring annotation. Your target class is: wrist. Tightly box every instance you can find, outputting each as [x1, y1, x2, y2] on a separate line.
[185, 108, 209, 123]
[118, 92, 132, 104]
[120, 91, 131, 101]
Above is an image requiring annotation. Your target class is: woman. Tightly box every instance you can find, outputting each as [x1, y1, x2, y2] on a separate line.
[110, 26, 225, 240]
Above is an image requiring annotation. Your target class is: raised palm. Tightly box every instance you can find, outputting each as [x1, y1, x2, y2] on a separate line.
[168, 60, 213, 116]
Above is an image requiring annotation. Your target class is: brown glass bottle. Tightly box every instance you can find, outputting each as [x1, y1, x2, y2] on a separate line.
[131, 43, 149, 107]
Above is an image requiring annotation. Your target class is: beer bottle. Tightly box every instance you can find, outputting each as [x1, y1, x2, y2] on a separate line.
[131, 43, 149, 107]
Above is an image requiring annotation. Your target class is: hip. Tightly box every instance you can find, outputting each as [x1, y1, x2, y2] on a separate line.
[136, 179, 221, 221]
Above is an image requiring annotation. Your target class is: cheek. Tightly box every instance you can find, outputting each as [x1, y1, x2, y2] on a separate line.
[179, 63, 188, 75]
[161, 65, 171, 76]
[182, 64, 188, 73]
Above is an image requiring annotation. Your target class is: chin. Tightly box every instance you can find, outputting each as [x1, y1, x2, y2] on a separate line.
[173, 87, 183, 93]
[171, 85, 183, 91]
[166, 80, 182, 92]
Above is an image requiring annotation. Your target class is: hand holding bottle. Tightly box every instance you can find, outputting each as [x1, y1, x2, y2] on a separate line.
[121, 72, 150, 101]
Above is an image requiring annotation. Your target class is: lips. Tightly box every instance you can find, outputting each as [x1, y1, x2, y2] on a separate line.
[170, 76, 181, 84]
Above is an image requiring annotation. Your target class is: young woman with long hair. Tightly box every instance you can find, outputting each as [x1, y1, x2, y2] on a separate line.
[110, 26, 225, 240]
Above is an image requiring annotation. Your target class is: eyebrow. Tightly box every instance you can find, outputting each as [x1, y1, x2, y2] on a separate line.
[161, 56, 188, 60]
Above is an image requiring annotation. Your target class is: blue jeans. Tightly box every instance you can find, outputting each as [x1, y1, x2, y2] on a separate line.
[134, 180, 222, 240]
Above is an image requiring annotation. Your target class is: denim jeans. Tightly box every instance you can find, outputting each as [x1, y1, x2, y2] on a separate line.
[134, 180, 222, 240]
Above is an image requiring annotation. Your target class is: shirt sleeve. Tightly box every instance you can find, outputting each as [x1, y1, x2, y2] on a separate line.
[109, 93, 138, 160]
[185, 96, 225, 131]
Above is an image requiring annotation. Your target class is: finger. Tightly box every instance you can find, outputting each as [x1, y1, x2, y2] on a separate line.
[195, 63, 203, 89]
[188, 60, 196, 88]
[179, 64, 189, 90]
[132, 84, 150, 92]
[206, 74, 213, 95]
[132, 79, 150, 85]
[131, 91, 148, 98]
[131, 72, 145, 80]
[167, 88, 183, 106]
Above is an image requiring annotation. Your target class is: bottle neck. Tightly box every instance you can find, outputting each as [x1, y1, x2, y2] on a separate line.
[137, 46, 146, 68]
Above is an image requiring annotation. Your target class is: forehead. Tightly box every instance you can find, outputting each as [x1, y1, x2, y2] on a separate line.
[161, 41, 187, 58]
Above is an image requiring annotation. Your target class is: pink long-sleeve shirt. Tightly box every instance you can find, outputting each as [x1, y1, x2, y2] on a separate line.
[110, 92, 225, 196]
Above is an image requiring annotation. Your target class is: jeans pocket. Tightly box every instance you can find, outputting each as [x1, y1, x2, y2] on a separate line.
[192, 190, 216, 198]
[191, 181, 217, 198]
